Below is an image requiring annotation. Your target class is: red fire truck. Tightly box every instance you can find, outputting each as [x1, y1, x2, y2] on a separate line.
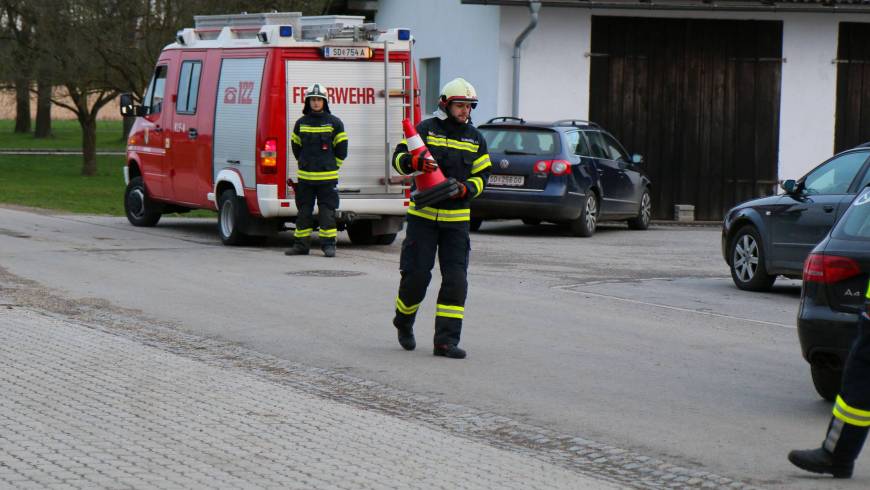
[120, 12, 420, 245]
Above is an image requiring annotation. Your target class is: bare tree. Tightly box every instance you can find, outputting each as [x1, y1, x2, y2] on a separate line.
[0, 1, 33, 134]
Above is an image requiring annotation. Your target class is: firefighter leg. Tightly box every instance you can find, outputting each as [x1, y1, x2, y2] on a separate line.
[316, 182, 339, 257]
[433, 223, 470, 359]
[286, 182, 314, 255]
[789, 314, 870, 478]
[393, 216, 438, 350]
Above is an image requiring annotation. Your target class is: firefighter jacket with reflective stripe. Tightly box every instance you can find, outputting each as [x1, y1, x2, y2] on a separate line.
[392, 117, 492, 220]
[291, 112, 348, 182]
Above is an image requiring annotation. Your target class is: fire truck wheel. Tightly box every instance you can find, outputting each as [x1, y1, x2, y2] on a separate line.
[124, 177, 161, 227]
[347, 221, 376, 246]
[375, 233, 397, 245]
[218, 189, 252, 246]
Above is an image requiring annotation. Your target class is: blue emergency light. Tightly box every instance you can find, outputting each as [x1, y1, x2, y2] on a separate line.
[398, 29, 411, 41]
[280, 25, 293, 37]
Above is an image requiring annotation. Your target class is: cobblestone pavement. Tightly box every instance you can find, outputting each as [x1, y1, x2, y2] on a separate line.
[0, 265, 763, 489]
[0, 307, 618, 490]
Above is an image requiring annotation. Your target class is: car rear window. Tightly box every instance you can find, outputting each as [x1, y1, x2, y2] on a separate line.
[480, 128, 560, 156]
[832, 187, 870, 240]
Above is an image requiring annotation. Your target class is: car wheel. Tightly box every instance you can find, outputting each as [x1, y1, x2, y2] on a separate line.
[728, 226, 776, 291]
[627, 189, 651, 230]
[811, 364, 842, 402]
[569, 192, 598, 237]
[470, 218, 483, 232]
[124, 176, 161, 227]
[218, 189, 252, 246]
[522, 218, 541, 226]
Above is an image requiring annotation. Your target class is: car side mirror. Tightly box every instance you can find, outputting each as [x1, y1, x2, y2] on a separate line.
[119, 93, 145, 117]
[781, 179, 797, 194]
[631, 154, 643, 164]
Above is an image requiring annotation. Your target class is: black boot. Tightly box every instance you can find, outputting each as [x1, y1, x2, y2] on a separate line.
[788, 417, 868, 479]
[284, 238, 310, 256]
[322, 242, 336, 258]
[433, 344, 466, 359]
[396, 325, 416, 351]
[788, 448, 854, 478]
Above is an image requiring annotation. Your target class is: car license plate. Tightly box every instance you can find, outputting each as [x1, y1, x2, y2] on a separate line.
[488, 174, 524, 187]
[323, 46, 372, 59]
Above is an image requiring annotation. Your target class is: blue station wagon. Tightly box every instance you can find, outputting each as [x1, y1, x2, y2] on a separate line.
[471, 118, 652, 236]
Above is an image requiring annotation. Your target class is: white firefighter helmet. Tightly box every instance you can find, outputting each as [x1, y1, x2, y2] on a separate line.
[305, 82, 328, 102]
[439, 77, 478, 110]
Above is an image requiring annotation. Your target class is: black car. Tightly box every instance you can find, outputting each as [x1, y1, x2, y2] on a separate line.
[797, 186, 870, 401]
[470, 118, 652, 237]
[722, 143, 870, 291]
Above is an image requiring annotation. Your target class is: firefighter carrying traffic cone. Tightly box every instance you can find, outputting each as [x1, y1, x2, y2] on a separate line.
[286, 82, 348, 257]
[389, 77, 492, 359]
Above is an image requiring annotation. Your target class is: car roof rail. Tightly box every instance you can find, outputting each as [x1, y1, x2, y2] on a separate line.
[486, 116, 525, 124]
[553, 119, 600, 128]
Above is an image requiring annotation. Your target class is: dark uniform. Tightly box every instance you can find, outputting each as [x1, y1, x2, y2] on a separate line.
[287, 100, 348, 256]
[789, 278, 870, 478]
[390, 116, 491, 356]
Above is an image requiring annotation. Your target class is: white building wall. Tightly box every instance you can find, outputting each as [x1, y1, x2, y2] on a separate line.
[497, 7, 590, 121]
[375, 0, 502, 123]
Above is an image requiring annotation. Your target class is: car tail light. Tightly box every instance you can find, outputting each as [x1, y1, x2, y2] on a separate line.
[533, 159, 571, 176]
[803, 253, 862, 284]
[533, 160, 551, 174]
[260, 138, 278, 174]
[550, 160, 571, 176]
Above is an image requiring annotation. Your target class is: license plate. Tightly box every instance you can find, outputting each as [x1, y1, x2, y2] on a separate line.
[323, 46, 372, 59]
[488, 174, 524, 187]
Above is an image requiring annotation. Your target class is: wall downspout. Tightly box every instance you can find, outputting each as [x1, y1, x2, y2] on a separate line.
[512, 0, 541, 117]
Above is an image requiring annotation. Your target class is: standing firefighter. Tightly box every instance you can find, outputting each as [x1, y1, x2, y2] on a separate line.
[286, 82, 348, 257]
[789, 278, 870, 478]
[389, 78, 492, 359]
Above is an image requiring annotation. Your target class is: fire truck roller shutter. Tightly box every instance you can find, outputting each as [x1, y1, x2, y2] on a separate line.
[213, 57, 265, 189]
[285, 60, 405, 195]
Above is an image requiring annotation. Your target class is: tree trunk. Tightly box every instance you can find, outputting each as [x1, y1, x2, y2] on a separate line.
[80, 117, 98, 176]
[35, 81, 53, 138]
[123, 116, 134, 139]
[14, 79, 31, 134]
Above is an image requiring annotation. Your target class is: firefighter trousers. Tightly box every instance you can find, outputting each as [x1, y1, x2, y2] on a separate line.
[825, 312, 870, 462]
[294, 180, 339, 246]
[393, 215, 471, 346]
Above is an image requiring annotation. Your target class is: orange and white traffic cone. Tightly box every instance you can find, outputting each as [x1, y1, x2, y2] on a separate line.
[402, 119, 458, 208]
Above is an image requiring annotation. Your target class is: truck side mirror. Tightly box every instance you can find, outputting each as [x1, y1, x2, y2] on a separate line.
[631, 153, 643, 164]
[119, 93, 144, 117]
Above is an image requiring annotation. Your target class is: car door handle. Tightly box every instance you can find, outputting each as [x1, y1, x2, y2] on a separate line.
[188, 128, 198, 140]
[823, 204, 835, 213]
[227, 159, 240, 165]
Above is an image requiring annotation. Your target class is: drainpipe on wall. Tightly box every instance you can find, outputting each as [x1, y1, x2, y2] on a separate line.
[512, 0, 541, 118]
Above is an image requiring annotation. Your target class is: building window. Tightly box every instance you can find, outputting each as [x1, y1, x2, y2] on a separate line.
[419, 57, 440, 114]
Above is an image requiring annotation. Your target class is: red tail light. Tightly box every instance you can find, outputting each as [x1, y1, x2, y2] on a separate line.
[803, 253, 862, 284]
[533, 160, 551, 174]
[260, 138, 278, 174]
[533, 159, 571, 176]
[550, 160, 571, 176]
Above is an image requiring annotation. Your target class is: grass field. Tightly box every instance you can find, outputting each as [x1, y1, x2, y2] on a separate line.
[0, 154, 213, 217]
[0, 119, 126, 150]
